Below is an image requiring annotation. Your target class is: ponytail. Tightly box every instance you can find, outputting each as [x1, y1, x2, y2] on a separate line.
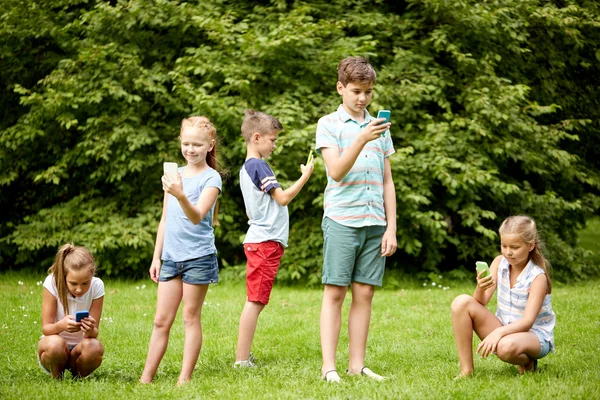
[48, 243, 96, 314]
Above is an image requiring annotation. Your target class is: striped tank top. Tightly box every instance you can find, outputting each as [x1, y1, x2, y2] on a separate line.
[496, 257, 555, 350]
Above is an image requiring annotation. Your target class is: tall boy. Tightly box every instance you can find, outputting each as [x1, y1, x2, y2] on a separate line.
[316, 56, 397, 382]
[235, 109, 313, 367]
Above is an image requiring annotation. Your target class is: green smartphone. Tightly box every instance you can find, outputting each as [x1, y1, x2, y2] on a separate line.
[475, 261, 490, 278]
[306, 150, 314, 165]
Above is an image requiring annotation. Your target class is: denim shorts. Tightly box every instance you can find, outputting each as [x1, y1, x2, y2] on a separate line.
[322, 217, 387, 286]
[536, 338, 553, 359]
[159, 253, 219, 285]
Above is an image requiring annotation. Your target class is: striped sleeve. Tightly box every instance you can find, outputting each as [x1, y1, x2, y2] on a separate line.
[244, 158, 280, 193]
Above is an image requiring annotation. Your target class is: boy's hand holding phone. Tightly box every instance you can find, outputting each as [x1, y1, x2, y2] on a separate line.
[376, 110, 391, 137]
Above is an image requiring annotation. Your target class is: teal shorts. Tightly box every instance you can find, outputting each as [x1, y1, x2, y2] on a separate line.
[321, 217, 386, 286]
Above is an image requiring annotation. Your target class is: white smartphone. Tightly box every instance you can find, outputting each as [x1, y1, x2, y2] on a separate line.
[163, 162, 178, 180]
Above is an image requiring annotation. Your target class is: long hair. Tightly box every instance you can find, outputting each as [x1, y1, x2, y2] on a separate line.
[48, 244, 96, 315]
[499, 215, 552, 293]
[180, 116, 221, 226]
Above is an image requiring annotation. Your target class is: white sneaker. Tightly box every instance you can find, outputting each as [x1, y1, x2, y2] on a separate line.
[347, 367, 386, 381]
[233, 353, 257, 368]
[323, 370, 341, 382]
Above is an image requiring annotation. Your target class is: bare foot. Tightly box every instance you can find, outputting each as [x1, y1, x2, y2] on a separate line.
[453, 371, 473, 381]
[518, 358, 537, 374]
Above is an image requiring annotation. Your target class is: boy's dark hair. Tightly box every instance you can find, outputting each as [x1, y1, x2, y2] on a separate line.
[241, 109, 283, 141]
[337, 56, 377, 86]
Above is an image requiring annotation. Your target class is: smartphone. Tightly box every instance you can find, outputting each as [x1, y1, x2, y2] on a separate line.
[306, 150, 314, 165]
[163, 162, 178, 180]
[377, 110, 391, 136]
[75, 310, 89, 322]
[475, 261, 490, 278]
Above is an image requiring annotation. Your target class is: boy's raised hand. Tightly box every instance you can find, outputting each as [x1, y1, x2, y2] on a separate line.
[300, 157, 314, 177]
[360, 119, 391, 144]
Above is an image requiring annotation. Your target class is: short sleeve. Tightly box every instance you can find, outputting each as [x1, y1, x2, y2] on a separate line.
[315, 116, 340, 154]
[43, 274, 58, 299]
[204, 170, 222, 193]
[92, 278, 105, 300]
[244, 158, 280, 193]
[382, 134, 395, 158]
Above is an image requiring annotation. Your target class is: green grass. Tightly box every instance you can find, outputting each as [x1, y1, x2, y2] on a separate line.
[578, 217, 600, 264]
[1, 272, 599, 399]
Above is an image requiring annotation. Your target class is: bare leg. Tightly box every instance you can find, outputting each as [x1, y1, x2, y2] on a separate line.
[451, 294, 503, 376]
[69, 338, 104, 377]
[320, 284, 347, 376]
[140, 278, 183, 383]
[177, 283, 209, 385]
[236, 300, 266, 362]
[347, 282, 374, 374]
[495, 332, 541, 374]
[38, 335, 69, 379]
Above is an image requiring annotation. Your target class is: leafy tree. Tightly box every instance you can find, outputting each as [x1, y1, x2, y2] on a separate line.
[1, 0, 598, 281]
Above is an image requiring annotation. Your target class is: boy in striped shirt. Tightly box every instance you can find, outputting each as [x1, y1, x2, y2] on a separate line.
[316, 56, 397, 382]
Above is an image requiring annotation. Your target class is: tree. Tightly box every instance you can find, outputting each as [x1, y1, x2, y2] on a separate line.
[1, 0, 598, 281]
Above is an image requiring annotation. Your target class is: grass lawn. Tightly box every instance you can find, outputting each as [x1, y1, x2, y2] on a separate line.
[1, 272, 599, 399]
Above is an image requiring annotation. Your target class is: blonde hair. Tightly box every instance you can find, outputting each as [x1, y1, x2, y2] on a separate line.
[337, 56, 377, 86]
[180, 116, 221, 226]
[48, 243, 96, 315]
[240, 109, 283, 142]
[499, 215, 552, 293]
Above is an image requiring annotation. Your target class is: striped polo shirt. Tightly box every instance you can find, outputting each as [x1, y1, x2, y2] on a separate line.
[496, 257, 555, 349]
[315, 105, 395, 228]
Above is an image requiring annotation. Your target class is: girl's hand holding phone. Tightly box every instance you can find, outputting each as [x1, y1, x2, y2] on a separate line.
[162, 172, 184, 199]
[62, 315, 81, 333]
[476, 268, 495, 290]
[80, 315, 97, 333]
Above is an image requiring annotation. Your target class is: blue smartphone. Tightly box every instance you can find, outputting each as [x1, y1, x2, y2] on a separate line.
[75, 310, 89, 322]
[377, 110, 391, 136]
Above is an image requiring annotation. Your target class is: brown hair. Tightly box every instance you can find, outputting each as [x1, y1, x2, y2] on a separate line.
[337, 56, 377, 86]
[180, 116, 221, 226]
[240, 109, 283, 142]
[48, 243, 96, 315]
[499, 215, 552, 293]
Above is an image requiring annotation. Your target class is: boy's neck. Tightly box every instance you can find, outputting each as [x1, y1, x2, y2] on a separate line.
[246, 146, 262, 160]
[342, 104, 366, 123]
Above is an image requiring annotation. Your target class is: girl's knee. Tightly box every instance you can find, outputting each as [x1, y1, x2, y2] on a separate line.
[451, 294, 474, 313]
[80, 338, 104, 358]
[496, 337, 519, 360]
[41, 336, 69, 357]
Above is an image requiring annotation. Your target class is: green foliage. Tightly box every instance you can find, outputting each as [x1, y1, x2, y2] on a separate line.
[0, 0, 598, 280]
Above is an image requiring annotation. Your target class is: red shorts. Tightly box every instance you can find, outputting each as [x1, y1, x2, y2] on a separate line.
[244, 241, 284, 305]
